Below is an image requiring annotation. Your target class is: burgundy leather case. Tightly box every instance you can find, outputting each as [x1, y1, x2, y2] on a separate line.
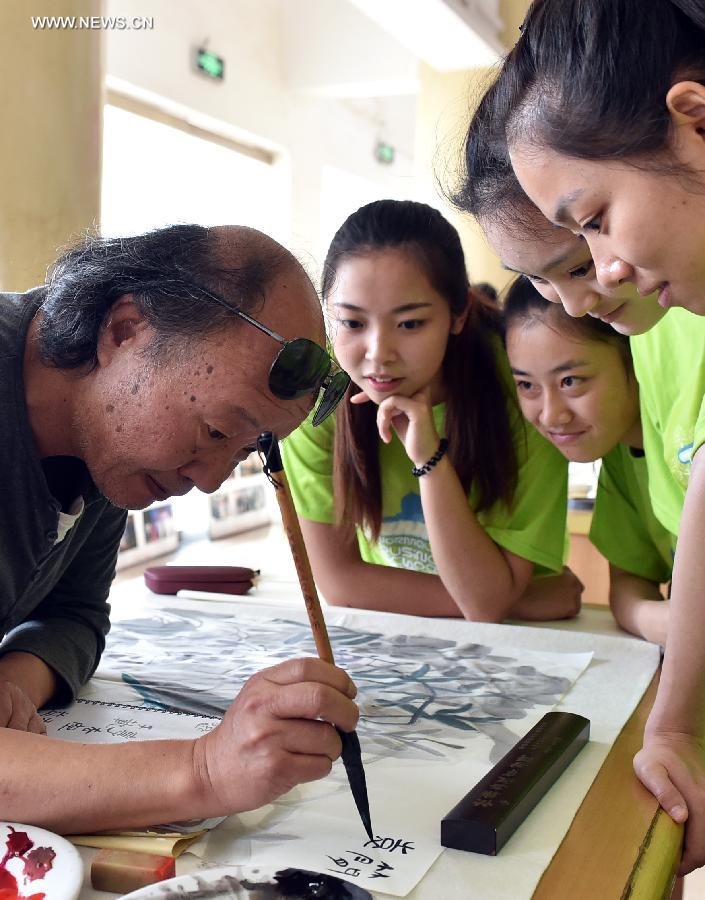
[144, 565, 257, 596]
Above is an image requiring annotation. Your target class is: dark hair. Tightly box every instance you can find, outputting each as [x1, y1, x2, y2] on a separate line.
[322, 199, 518, 540]
[454, 77, 521, 220]
[450, 75, 557, 240]
[39, 224, 293, 369]
[503, 275, 631, 371]
[473, 282, 499, 305]
[503, 0, 705, 166]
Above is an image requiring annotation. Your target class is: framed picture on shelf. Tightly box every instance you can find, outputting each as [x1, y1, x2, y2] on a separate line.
[235, 483, 266, 514]
[143, 504, 175, 543]
[116, 501, 180, 571]
[208, 474, 270, 539]
[210, 493, 231, 521]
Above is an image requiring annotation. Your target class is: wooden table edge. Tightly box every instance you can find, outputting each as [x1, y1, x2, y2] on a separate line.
[533, 672, 683, 899]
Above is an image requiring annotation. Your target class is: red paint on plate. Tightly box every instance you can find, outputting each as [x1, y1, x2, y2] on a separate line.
[0, 827, 54, 899]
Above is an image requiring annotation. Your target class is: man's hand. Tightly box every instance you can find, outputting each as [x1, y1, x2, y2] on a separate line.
[634, 731, 705, 874]
[192, 657, 359, 815]
[0, 679, 46, 734]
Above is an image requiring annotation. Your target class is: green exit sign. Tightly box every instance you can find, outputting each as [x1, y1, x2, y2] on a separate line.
[196, 47, 225, 80]
[375, 141, 395, 165]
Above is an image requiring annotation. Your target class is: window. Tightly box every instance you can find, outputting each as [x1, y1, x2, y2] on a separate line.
[101, 103, 287, 240]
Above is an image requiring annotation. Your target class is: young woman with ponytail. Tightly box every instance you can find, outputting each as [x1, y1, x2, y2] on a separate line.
[464, 0, 705, 871]
[282, 199, 578, 623]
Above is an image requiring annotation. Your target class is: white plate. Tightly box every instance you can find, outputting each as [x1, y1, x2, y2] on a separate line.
[0, 822, 83, 900]
[122, 864, 373, 898]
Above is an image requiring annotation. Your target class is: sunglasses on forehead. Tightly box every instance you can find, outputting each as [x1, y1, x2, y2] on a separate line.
[191, 284, 350, 427]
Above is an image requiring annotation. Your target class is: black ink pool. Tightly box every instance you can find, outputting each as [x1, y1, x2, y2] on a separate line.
[241, 867, 373, 898]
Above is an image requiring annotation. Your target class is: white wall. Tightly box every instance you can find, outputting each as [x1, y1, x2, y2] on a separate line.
[281, 0, 418, 96]
[105, 0, 417, 273]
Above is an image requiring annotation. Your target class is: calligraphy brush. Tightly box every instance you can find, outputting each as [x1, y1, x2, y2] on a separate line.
[257, 431, 373, 841]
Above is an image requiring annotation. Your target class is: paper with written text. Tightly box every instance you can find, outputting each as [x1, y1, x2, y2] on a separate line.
[43, 698, 222, 838]
[87, 609, 593, 896]
[43, 697, 217, 744]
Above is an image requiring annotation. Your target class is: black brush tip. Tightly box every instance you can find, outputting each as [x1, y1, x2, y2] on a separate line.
[337, 727, 373, 841]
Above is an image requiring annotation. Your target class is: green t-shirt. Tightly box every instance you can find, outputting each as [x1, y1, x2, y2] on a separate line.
[282, 348, 568, 576]
[590, 443, 674, 584]
[630, 308, 705, 535]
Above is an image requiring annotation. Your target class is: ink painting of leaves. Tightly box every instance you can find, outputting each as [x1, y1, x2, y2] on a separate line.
[99, 610, 579, 763]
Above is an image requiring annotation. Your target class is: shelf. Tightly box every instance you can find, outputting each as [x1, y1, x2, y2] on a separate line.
[208, 472, 270, 539]
[116, 453, 271, 565]
[116, 501, 179, 571]
[116, 533, 180, 570]
[209, 507, 270, 539]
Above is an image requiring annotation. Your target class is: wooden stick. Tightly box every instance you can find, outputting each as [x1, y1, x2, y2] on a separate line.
[270, 466, 334, 664]
[258, 432, 373, 841]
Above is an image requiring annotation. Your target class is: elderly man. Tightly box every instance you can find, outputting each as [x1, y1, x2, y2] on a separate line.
[0, 223, 356, 832]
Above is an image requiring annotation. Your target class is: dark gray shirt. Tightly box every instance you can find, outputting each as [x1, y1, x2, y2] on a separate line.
[0, 289, 127, 701]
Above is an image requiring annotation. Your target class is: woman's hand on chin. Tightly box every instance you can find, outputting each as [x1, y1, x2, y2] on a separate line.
[373, 387, 439, 465]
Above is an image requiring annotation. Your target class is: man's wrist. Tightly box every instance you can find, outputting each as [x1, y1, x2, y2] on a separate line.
[0, 652, 58, 708]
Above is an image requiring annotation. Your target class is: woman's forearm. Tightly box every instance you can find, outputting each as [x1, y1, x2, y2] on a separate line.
[317, 558, 464, 617]
[300, 518, 465, 616]
[609, 566, 668, 645]
[647, 450, 705, 735]
[509, 569, 583, 621]
[419, 456, 534, 620]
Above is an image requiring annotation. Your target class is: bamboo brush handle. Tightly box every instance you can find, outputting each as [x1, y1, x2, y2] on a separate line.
[271, 468, 335, 665]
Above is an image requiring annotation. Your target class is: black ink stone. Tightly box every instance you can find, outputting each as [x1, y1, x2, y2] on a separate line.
[240, 867, 373, 898]
[441, 711, 590, 855]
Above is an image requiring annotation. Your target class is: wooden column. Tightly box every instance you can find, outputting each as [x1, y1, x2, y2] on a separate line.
[0, 0, 103, 290]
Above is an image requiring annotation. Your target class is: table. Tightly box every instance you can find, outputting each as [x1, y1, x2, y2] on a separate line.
[508, 602, 681, 899]
[534, 669, 681, 899]
[75, 581, 678, 899]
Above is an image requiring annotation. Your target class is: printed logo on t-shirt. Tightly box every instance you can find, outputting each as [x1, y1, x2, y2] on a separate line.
[375, 493, 438, 574]
[677, 442, 693, 465]
[668, 428, 694, 489]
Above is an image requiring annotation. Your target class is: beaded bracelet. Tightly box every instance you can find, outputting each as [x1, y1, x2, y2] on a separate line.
[412, 438, 449, 477]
